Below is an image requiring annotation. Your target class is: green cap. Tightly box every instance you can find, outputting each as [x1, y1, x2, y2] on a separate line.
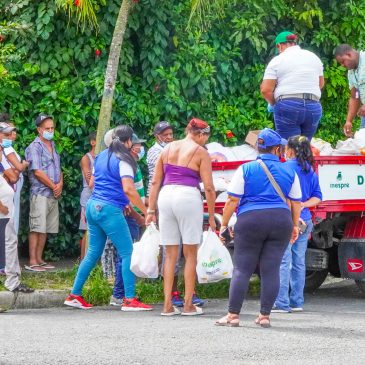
[275, 31, 297, 45]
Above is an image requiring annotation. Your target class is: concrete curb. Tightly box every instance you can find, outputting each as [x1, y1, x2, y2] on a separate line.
[0, 289, 69, 310]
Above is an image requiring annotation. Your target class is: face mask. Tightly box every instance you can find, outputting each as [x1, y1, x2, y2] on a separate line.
[43, 131, 54, 141]
[137, 146, 145, 160]
[159, 141, 168, 148]
[1, 139, 12, 148]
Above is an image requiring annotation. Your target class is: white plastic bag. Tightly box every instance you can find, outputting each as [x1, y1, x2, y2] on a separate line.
[130, 223, 160, 278]
[311, 137, 334, 156]
[333, 138, 362, 156]
[196, 229, 233, 283]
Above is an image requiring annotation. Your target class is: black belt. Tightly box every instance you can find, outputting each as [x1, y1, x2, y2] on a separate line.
[276, 93, 320, 102]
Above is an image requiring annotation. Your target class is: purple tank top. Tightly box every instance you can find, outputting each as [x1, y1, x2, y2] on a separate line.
[163, 163, 200, 188]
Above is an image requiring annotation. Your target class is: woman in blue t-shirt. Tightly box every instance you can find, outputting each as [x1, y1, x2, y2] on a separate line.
[216, 128, 302, 328]
[65, 125, 152, 311]
[273, 135, 322, 313]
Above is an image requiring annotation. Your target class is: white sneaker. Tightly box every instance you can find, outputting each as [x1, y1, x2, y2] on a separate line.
[291, 307, 303, 312]
[109, 296, 123, 306]
[271, 306, 291, 313]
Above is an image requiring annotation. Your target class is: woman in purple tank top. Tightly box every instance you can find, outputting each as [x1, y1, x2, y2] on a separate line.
[147, 118, 216, 316]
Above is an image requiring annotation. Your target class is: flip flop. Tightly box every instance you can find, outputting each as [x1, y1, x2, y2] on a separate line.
[215, 315, 240, 327]
[24, 265, 46, 272]
[181, 305, 204, 316]
[39, 263, 56, 269]
[161, 306, 181, 316]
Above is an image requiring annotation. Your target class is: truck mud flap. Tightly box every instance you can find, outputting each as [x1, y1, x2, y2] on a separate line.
[338, 240, 365, 280]
[306, 248, 329, 270]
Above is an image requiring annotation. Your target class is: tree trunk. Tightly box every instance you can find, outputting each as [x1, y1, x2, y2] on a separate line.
[95, 0, 132, 154]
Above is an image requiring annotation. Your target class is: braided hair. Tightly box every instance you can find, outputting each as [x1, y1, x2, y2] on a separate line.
[107, 125, 137, 174]
[287, 135, 314, 173]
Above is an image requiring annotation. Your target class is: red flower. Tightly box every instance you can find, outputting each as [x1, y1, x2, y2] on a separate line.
[95, 49, 101, 57]
[74, 0, 80, 7]
[225, 130, 234, 139]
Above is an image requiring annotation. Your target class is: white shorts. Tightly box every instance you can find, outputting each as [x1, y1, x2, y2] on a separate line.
[158, 185, 203, 245]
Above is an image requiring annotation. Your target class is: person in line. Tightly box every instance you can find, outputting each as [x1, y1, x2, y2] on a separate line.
[0, 124, 33, 294]
[261, 31, 324, 141]
[64, 125, 152, 311]
[146, 121, 205, 307]
[79, 131, 96, 260]
[146, 118, 216, 316]
[273, 135, 322, 313]
[109, 132, 147, 306]
[216, 128, 301, 328]
[0, 115, 29, 235]
[334, 44, 365, 137]
[25, 113, 63, 272]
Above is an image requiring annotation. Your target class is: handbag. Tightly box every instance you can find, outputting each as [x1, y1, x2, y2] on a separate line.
[257, 159, 287, 203]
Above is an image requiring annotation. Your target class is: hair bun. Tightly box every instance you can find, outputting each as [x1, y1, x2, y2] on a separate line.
[188, 118, 209, 129]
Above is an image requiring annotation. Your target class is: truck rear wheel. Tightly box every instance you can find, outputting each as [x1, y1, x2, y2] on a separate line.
[355, 280, 365, 294]
[305, 269, 328, 292]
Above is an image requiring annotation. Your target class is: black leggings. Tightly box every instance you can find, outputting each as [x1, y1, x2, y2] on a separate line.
[0, 218, 9, 268]
[228, 209, 292, 316]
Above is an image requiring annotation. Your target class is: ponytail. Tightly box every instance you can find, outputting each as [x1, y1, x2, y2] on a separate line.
[107, 125, 137, 174]
[287, 135, 313, 173]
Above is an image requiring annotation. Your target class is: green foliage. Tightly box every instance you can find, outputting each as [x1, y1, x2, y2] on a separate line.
[0, 0, 364, 257]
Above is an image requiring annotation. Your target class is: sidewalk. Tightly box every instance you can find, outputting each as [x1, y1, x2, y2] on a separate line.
[0, 258, 76, 310]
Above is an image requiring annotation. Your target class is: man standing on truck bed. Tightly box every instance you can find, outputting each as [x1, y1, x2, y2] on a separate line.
[261, 31, 324, 141]
[334, 44, 365, 137]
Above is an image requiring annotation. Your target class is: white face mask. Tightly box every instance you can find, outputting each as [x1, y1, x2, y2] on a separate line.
[137, 146, 145, 160]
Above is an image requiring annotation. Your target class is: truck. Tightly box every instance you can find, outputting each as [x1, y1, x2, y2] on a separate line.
[205, 155, 365, 294]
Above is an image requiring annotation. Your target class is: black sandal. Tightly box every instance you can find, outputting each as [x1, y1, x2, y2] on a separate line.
[12, 283, 34, 293]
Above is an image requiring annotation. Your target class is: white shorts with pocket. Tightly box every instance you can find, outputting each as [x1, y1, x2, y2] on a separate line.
[158, 185, 203, 245]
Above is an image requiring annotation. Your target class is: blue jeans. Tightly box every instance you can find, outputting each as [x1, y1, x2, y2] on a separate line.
[72, 199, 135, 298]
[275, 219, 314, 310]
[274, 99, 322, 141]
[113, 217, 140, 299]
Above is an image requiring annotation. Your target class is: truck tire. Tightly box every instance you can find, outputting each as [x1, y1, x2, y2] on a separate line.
[305, 269, 328, 292]
[355, 280, 365, 295]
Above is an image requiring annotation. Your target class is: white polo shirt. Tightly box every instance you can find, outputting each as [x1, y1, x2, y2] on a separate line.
[263, 45, 323, 100]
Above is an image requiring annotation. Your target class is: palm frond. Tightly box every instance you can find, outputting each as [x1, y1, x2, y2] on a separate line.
[55, 0, 105, 32]
[188, 0, 229, 30]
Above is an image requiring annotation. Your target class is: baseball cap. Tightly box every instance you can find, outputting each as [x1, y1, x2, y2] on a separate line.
[275, 31, 297, 45]
[35, 113, 53, 126]
[132, 133, 146, 145]
[257, 128, 287, 149]
[0, 122, 16, 134]
[153, 121, 172, 135]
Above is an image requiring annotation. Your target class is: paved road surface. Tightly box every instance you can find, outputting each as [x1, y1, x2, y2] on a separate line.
[1, 278, 364, 365]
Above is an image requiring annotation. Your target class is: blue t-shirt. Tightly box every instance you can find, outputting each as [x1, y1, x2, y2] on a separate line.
[91, 149, 131, 209]
[285, 159, 322, 221]
[227, 154, 302, 216]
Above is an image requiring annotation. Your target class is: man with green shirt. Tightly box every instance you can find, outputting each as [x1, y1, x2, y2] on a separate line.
[334, 44, 365, 137]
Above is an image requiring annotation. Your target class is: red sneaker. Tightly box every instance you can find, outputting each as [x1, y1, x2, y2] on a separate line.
[121, 297, 153, 312]
[64, 294, 93, 310]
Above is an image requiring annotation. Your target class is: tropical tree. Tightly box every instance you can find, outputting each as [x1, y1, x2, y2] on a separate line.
[56, 0, 132, 153]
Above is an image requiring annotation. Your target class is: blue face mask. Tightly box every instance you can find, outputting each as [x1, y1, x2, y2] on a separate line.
[137, 146, 145, 160]
[43, 131, 54, 141]
[1, 139, 12, 148]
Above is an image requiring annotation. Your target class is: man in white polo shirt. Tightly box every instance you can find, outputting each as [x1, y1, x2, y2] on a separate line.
[261, 31, 325, 140]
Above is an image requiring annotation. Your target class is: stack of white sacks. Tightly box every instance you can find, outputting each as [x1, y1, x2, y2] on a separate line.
[312, 129, 365, 156]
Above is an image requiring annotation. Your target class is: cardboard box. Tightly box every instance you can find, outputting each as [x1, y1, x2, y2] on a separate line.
[245, 130, 261, 147]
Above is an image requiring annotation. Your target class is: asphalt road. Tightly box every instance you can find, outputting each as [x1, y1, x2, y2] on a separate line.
[1, 278, 364, 365]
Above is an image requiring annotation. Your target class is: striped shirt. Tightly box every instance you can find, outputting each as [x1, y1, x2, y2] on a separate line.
[25, 136, 61, 198]
[146, 142, 163, 195]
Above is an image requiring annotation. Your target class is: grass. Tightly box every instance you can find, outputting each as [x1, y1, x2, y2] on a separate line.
[0, 265, 261, 306]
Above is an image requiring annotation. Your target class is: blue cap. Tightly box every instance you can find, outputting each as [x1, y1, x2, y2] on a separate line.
[257, 128, 287, 148]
